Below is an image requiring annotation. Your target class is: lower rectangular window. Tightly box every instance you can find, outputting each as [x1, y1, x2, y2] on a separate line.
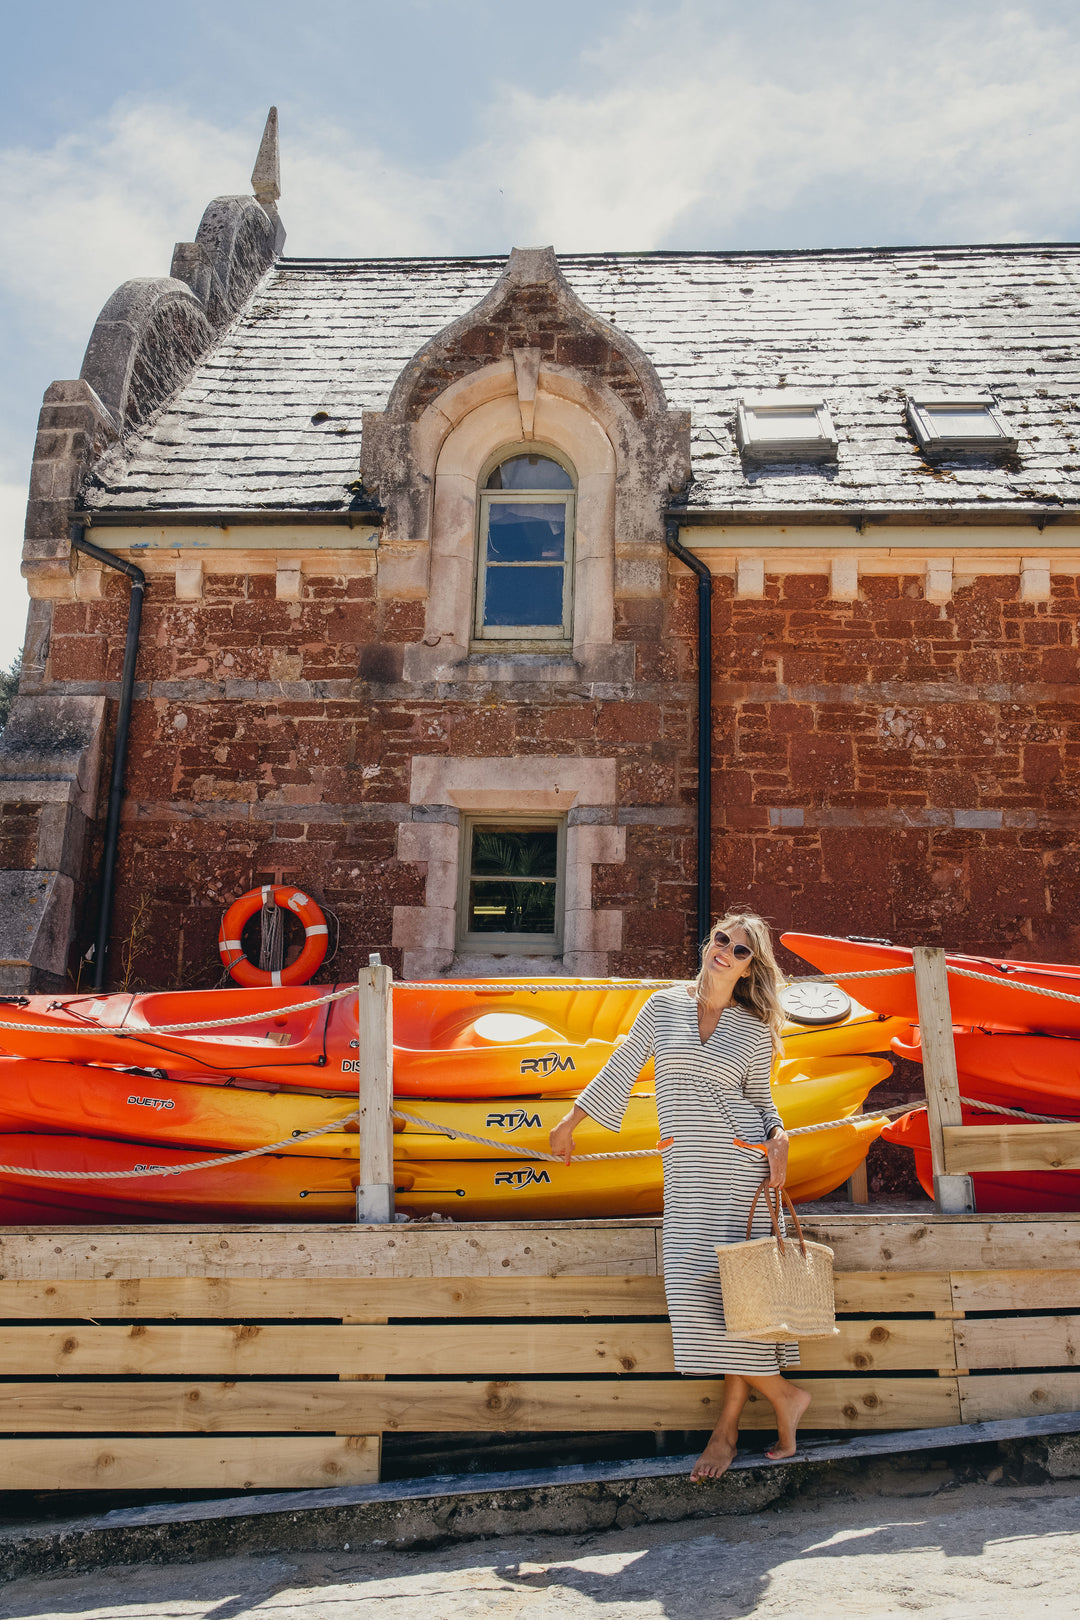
[457, 817, 565, 955]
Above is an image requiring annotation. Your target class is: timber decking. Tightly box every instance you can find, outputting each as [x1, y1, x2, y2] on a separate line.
[0, 1214, 1075, 1490]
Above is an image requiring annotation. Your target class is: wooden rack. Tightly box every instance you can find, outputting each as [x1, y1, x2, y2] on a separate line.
[913, 946, 1080, 1210]
[0, 1215, 1076, 1489]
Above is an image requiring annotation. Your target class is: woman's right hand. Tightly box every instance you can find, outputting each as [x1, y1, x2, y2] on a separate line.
[549, 1109, 581, 1166]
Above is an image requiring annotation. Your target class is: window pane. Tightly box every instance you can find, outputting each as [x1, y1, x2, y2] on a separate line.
[467, 879, 557, 935]
[471, 826, 558, 878]
[925, 406, 1002, 438]
[487, 502, 566, 562]
[745, 407, 822, 440]
[487, 454, 573, 491]
[484, 564, 564, 627]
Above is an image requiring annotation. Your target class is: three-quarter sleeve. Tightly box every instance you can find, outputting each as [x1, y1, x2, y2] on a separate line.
[575, 996, 657, 1133]
[742, 1023, 783, 1137]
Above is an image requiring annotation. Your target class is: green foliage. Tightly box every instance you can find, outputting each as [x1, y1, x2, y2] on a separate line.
[0, 656, 20, 732]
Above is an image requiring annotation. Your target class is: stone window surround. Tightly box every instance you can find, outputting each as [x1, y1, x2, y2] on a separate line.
[392, 755, 625, 980]
[395, 362, 623, 685]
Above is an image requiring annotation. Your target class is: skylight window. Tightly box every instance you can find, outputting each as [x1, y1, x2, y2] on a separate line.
[736, 395, 838, 463]
[906, 396, 1017, 456]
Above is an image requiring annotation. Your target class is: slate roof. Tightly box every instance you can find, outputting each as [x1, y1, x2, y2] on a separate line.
[84, 246, 1080, 517]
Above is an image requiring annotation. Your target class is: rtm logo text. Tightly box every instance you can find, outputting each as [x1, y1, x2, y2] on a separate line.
[519, 1053, 575, 1076]
[486, 1110, 542, 1132]
[493, 1168, 552, 1189]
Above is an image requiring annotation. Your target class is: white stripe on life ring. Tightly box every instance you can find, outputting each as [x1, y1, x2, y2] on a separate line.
[305, 924, 329, 936]
[222, 939, 243, 951]
[271, 970, 283, 986]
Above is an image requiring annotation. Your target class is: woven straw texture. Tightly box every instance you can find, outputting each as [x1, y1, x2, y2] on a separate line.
[715, 1234, 839, 1342]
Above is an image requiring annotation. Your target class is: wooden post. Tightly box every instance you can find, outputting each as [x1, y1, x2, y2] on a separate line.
[355, 954, 394, 1224]
[912, 945, 975, 1214]
[845, 1108, 870, 1205]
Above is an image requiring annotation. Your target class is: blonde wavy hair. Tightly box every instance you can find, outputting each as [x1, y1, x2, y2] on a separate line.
[693, 908, 786, 1056]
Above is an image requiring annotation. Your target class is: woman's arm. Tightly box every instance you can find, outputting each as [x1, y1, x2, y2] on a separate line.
[550, 1104, 587, 1166]
[548, 998, 657, 1163]
[744, 1025, 788, 1188]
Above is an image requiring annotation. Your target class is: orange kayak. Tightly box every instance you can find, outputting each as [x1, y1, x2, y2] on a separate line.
[893, 1031, 1080, 1118]
[882, 1107, 1080, 1213]
[0, 1135, 356, 1223]
[0, 1058, 360, 1158]
[783, 933, 1080, 1036]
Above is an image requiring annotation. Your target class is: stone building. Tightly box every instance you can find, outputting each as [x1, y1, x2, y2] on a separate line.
[4, 112, 1079, 991]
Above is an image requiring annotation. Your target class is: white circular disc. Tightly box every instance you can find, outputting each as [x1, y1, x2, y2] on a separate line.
[780, 981, 852, 1027]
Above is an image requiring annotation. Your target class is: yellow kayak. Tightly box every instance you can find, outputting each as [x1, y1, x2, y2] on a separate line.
[394, 1054, 891, 1159]
[394, 1114, 885, 1219]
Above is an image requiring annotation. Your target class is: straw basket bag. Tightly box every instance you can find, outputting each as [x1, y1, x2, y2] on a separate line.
[715, 1179, 839, 1342]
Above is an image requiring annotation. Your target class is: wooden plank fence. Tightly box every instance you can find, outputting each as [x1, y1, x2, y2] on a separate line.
[0, 1216, 1076, 1490]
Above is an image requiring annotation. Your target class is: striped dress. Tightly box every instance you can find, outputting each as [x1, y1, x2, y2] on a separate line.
[576, 986, 799, 1375]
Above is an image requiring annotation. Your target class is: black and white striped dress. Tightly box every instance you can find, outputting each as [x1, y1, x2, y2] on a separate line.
[576, 986, 799, 1375]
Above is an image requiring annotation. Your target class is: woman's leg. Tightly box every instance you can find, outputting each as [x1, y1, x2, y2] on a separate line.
[690, 1373, 810, 1479]
[689, 1375, 749, 1480]
[746, 1373, 812, 1460]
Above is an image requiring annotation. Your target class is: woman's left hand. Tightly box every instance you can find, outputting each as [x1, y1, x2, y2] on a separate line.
[765, 1129, 789, 1189]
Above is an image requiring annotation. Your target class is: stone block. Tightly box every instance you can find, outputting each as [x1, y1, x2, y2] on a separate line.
[175, 560, 204, 600]
[564, 905, 623, 954]
[0, 870, 75, 986]
[392, 903, 455, 954]
[924, 559, 953, 602]
[736, 558, 765, 599]
[829, 556, 859, 601]
[1020, 557, 1051, 602]
[276, 560, 304, 601]
[0, 696, 107, 819]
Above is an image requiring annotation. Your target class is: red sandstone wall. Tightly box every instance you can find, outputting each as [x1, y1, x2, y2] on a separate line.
[712, 571, 1080, 973]
[44, 565, 1079, 991]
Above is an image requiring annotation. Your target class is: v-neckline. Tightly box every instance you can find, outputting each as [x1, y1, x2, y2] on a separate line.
[691, 994, 729, 1048]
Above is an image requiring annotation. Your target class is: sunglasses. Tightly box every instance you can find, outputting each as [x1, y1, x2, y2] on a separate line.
[712, 931, 753, 961]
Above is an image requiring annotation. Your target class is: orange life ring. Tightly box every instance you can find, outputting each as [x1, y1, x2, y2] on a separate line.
[218, 886, 328, 987]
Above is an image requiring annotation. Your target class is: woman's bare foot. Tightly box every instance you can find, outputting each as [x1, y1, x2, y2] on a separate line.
[765, 1383, 812, 1460]
[690, 1433, 737, 1481]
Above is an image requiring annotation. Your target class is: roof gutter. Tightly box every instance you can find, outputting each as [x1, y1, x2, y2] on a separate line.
[664, 515, 712, 953]
[77, 509, 382, 528]
[664, 506, 1080, 530]
[69, 524, 145, 991]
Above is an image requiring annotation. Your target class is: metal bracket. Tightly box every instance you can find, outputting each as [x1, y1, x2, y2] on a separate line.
[933, 1173, 976, 1214]
[356, 1184, 394, 1224]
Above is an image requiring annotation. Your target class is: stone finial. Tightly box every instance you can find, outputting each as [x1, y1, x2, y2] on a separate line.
[252, 107, 280, 205]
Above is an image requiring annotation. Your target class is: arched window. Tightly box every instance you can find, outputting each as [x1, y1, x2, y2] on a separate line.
[474, 447, 575, 642]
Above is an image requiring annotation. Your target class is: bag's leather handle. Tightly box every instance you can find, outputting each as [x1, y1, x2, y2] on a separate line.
[745, 1177, 808, 1256]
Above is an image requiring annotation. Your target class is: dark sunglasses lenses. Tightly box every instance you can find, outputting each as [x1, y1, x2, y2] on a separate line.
[714, 931, 752, 961]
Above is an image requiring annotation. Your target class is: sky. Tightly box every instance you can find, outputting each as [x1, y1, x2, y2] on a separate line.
[2, 0, 1080, 666]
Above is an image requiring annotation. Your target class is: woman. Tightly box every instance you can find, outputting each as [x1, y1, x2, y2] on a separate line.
[550, 910, 810, 1481]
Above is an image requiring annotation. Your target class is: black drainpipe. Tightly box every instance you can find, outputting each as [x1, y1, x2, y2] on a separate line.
[69, 524, 145, 991]
[663, 515, 712, 951]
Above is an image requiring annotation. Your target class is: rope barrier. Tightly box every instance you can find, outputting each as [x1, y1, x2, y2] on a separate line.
[390, 1104, 900, 1164]
[956, 1095, 1076, 1125]
[3, 955, 1080, 1046]
[0, 1111, 359, 1181]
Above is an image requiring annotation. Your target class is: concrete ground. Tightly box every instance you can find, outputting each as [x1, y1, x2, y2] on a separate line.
[1, 1468, 1077, 1619]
